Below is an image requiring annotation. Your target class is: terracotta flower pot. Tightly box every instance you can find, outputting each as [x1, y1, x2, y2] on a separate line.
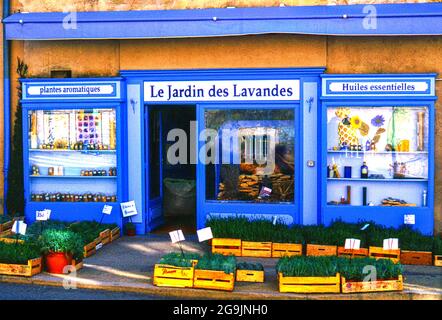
[45, 252, 73, 274]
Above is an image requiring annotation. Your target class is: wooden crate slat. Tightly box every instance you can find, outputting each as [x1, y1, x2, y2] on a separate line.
[337, 247, 369, 258]
[434, 255, 442, 267]
[272, 243, 302, 258]
[0, 220, 13, 233]
[153, 264, 194, 288]
[369, 247, 401, 263]
[241, 241, 272, 258]
[341, 275, 403, 293]
[0, 257, 42, 277]
[100, 229, 111, 245]
[278, 273, 341, 293]
[110, 227, 120, 242]
[400, 250, 433, 266]
[0, 237, 25, 244]
[212, 238, 242, 256]
[83, 239, 98, 258]
[236, 270, 264, 283]
[193, 269, 235, 291]
[306, 244, 337, 257]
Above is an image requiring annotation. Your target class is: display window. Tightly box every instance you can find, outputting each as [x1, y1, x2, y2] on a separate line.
[204, 109, 295, 203]
[326, 106, 429, 207]
[27, 108, 118, 203]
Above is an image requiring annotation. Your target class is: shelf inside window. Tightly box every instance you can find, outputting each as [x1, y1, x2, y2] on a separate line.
[30, 175, 117, 179]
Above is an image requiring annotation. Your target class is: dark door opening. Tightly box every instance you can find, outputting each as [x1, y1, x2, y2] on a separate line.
[147, 105, 197, 234]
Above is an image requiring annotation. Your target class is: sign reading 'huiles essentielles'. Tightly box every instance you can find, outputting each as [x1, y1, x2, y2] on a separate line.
[144, 80, 300, 102]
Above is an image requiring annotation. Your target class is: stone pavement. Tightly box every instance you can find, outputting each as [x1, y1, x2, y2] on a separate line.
[0, 235, 441, 300]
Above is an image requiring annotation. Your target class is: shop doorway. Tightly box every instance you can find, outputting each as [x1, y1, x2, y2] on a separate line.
[146, 105, 197, 234]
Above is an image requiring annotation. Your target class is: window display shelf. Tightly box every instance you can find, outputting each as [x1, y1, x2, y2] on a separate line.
[327, 150, 428, 155]
[327, 178, 428, 182]
[29, 149, 116, 153]
[29, 175, 117, 179]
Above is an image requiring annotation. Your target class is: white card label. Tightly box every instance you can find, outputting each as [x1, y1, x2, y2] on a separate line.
[383, 238, 399, 250]
[404, 214, 415, 225]
[12, 221, 27, 235]
[169, 230, 185, 244]
[102, 205, 113, 215]
[120, 201, 138, 218]
[96, 243, 103, 251]
[36, 209, 51, 221]
[344, 238, 361, 250]
[197, 227, 213, 242]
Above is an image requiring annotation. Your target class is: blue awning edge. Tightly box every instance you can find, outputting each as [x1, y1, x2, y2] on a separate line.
[3, 3, 442, 40]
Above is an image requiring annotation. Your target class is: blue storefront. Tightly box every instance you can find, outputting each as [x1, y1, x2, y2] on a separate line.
[20, 70, 436, 235]
[4, 3, 440, 235]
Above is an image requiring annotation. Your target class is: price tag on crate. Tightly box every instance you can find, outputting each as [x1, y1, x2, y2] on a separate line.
[383, 238, 399, 250]
[95, 243, 103, 251]
[12, 221, 27, 235]
[102, 205, 113, 215]
[197, 227, 213, 242]
[169, 230, 185, 244]
[344, 238, 361, 250]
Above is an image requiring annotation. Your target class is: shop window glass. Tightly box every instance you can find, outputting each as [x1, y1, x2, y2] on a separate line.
[204, 109, 295, 203]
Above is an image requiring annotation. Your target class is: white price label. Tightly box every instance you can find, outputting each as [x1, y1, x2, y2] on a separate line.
[404, 214, 415, 225]
[12, 221, 27, 236]
[120, 201, 138, 218]
[169, 230, 185, 244]
[383, 238, 399, 250]
[197, 227, 213, 242]
[344, 238, 361, 250]
[102, 205, 113, 215]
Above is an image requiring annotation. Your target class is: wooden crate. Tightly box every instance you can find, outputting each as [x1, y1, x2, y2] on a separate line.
[306, 244, 337, 257]
[0, 257, 42, 277]
[341, 275, 403, 293]
[272, 243, 302, 258]
[337, 247, 369, 258]
[369, 247, 401, 264]
[400, 250, 433, 266]
[83, 239, 98, 258]
[241, 241, 272, 258]
[236, 269, 264, 283]
[100, 229, 111, 245]
[153, 264, 195, 288]
[110, 227, 120, 242]
[72, 259, 84, 271]
[0, 220, 13, 233]
[278, 272, 341, 293]
[434, 255, 442, 267]
[193, 269, 235, 291]
[0, 237, 25, 244]
[212, 238, 242, 256]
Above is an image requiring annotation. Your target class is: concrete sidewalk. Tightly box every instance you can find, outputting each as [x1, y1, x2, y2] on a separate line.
[1, 235, 441, 300]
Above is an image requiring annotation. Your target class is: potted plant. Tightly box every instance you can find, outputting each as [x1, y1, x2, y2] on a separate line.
[0, 241, 42, 277]
[236, 262, 264, 282]
[124, 222, 136, 236]
[340, 257, 403, 293]
[153, 252, 201, 288]
[194, 254, 236, 291]
[39, 229, 84, 274]
[276, 256, 340, 293]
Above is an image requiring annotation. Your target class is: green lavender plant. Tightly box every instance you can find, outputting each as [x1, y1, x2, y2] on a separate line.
[396, 225, 433, 252]
[338, 257, 403, 281]
[276, 256, 339, 277]
[0, 241, 41, 265]
[236, 262, 264, 271]
[433, 237, 442, 256]
[159, 252, 201, 268]
[195, 254, 236, 274]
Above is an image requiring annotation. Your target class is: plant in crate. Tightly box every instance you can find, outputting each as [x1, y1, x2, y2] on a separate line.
[433, 237, 442, 266]
[236, 262, 265, 282]
[153, 252, 201, 288]
[194, 254, 237, 291]
[39, 229, 84, 274]
[0, 241, 43, 277]
[159, 252, 201, 267]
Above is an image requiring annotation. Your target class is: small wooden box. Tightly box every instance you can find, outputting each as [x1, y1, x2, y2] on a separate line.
[0, 257, 42, 277]
[153, 264, 195, 288]
[272, 243, 303, 258]
[241, 241, 272, 258]
[434, 255, 442, 267]
[0, 220, 13, 233]
[306, 244, 337, 257]
[110, 227, 121, 242]
[341, 275, 403, 293]
[400, 250, 432, 266]
[369, 247, 400, 264]
[193, 269, 235, 291]
[236, 269, 265, 283]
[278, 272, 341, 293]
[100, 229, 111, 245]
[212, 238, 242, 256]
[337, 247, 369, 258]
[83, 239, 98, 258]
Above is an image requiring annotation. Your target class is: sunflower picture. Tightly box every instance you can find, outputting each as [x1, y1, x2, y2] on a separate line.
[350, 116, 362, 129]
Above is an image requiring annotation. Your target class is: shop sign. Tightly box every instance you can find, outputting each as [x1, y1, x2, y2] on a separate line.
[322, 77, 435, 97]
[144, 80, 300, 102]
[23, 81, 121, 100]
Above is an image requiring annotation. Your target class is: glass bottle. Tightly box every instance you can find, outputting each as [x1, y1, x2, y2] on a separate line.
[361, 161, 369, 179]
